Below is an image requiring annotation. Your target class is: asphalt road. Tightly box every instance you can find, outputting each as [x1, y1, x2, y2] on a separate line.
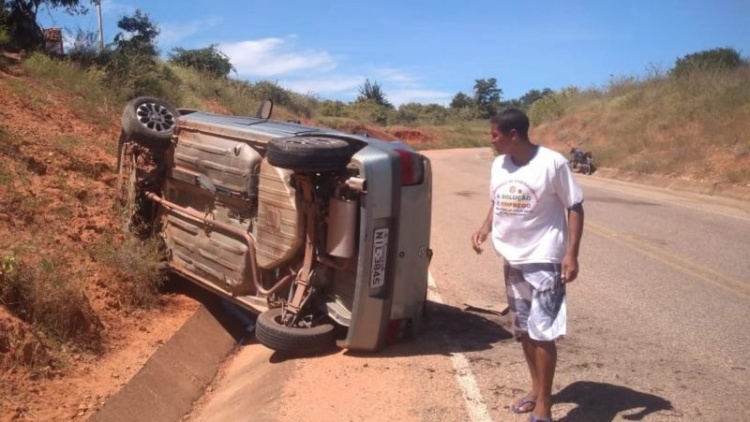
[188, 148, 750, 422]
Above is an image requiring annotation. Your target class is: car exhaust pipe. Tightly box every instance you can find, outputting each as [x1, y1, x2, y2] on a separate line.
[144, 192, 293, 296]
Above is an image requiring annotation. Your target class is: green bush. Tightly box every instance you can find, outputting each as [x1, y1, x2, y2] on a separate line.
[168, 44, 234, 78]
[671, 47, 744, 78]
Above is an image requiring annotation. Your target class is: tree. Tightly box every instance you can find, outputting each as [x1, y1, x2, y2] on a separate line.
[473, 78, 502, 118]
[169, 44, 235, 78]
[671, 47, 745, 77]
[113, 9, 159, 58]
[450, 92, 473, 109]
[518, 88, 553, 109]
[3, 0, 92, 50]
[357, 79, 392, 108]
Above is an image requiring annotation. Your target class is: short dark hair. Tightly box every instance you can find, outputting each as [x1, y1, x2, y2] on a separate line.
[491, 108, 529, 138]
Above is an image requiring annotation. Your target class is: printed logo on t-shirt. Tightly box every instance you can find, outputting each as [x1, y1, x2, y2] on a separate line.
[495, 180, 538, 217]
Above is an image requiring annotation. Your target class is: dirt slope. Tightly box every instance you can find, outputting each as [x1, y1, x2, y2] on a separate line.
[0, 60, 198, 421]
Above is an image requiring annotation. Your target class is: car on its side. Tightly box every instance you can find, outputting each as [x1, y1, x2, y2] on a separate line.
[117, 97, 433, 355]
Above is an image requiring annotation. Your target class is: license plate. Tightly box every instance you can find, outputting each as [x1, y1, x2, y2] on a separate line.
[370, 228, 389, 289]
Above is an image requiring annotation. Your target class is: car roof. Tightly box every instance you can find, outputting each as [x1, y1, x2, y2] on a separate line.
[178, 112, 360, 140]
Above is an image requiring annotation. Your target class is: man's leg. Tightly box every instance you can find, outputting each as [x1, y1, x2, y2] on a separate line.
[530, 338, 557, 419]
[506, 263, 537, 412]
[518, 335, 539, 407]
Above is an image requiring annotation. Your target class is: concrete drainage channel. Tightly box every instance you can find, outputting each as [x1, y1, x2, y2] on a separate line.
[89, 291, 250, 422]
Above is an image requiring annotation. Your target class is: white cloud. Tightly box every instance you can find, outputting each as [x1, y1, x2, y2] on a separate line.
[219, 38, 335, 77]
[373, 68, 418, 86]
[387, 89, 453, 107]
[159, 17, 221, 47]
[99, 0, 135, 16]
[278, 76, 365, 95]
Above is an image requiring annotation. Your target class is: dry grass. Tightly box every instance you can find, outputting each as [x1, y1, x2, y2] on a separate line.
[533, 66, 750, 184]
[0, 250, 104, 354]
[89, 234, 167, 309]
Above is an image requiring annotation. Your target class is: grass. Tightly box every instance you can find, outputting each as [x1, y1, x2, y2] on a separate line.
[0, 249, 104, 354]
[532, 65, 750, 184]
[89, 234, 167, 309]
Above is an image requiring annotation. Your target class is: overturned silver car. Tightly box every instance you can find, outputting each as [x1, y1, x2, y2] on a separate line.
[117, 97, 433, 354]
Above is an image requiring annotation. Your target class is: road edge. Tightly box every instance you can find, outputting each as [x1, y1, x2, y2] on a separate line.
[88, 304, 240, 422]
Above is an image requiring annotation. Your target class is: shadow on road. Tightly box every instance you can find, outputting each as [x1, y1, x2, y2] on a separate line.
[553, 381, 673, 422]
[348, 300, 514, 358]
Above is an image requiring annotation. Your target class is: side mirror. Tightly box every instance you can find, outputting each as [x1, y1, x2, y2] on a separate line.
[255, 99, 273, 119]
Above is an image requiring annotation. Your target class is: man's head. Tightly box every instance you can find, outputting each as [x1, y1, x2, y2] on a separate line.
[490, 108, 530, 154]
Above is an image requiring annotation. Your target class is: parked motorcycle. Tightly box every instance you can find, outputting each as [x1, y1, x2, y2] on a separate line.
[569, 148, 595, 175]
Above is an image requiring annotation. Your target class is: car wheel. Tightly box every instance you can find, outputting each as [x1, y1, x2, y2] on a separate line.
[255, 307, 336, 355]
[267, 137, 352, 172]
[121, 97, 179, 150]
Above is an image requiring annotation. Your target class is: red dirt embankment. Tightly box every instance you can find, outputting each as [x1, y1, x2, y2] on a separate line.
[0, 62, 198, 422]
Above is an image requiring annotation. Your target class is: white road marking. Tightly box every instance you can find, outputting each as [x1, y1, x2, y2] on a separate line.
[428, 273, 493, 422]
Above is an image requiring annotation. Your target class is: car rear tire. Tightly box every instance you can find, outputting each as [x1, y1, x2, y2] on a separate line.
[255, 308, 336, 355]
[121, 97, 179, 150]
[267, 137, 352, 172]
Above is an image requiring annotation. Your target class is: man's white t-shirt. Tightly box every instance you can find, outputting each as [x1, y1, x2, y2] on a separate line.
[490, 146, 583, 264]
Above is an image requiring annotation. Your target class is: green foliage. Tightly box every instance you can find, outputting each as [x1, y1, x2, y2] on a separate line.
[357, 79, 392, 108]
[113, 9, 159, 58]
[2, 0, 90, 50]
[394, 102, 448, 125]
[168, 44, 234, 78]
[527, 88, 581, 125]
[671, 47, 744, 77]
[319, 99, 349, 117]
[473, 78, 502, 118]
[450, 91, 473, 109]
[66, 28, 104, 67]
[349, 99, 391, 125]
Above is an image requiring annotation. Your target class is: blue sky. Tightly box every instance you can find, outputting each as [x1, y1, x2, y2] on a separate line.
[38, 0, 750, 106]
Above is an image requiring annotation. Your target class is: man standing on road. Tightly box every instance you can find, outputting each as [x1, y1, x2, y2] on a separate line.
[471, 108, 584, 422]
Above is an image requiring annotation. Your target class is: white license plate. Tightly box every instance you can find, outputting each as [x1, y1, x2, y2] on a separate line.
[370, 228, 389, 288]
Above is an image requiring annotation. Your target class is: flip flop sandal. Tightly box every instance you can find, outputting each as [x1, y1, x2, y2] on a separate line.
[510, 397, 536, 414]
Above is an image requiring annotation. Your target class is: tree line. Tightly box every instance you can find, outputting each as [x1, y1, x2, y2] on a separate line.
[1, 1, 746, 126]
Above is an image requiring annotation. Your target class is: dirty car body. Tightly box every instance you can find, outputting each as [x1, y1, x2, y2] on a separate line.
[117, 97, 432, 354]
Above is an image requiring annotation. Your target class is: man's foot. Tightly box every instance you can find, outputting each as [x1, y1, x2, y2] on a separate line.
[510, 396, 536, 414]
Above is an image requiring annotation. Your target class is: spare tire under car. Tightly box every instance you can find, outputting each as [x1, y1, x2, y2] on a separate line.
[255, 307, 336, 355]
[267, 137, 353, 173]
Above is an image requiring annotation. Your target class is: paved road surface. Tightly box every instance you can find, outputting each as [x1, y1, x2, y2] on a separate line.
[188, 148, 750, 422]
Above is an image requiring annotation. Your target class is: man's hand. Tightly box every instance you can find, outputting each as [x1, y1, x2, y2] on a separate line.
[471, 229, 490, 254]
[561, 254, 579, 283]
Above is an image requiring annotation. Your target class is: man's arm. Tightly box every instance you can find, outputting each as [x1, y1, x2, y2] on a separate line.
[471, 202, 494, 254]
[562, 203, 584, 282]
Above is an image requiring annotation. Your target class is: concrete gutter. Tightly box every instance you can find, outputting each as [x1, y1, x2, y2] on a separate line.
[89, 297, 243, 422]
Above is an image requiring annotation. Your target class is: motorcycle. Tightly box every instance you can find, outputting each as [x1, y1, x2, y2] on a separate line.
[569, 148, 595, 175]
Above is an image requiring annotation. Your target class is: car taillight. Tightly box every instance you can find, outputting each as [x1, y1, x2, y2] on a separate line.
[394, 148, 424, 186]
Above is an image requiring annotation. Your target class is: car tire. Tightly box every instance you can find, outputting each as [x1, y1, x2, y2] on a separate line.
[267, 137, 352, 172]
[121, 97, 179, 150]
[255, 308, 336, 355]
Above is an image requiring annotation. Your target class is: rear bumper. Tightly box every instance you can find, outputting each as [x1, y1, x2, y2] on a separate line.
[341, 148, 431, 351]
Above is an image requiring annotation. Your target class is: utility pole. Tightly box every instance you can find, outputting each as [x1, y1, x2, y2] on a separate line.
[96, 1, 104, 51]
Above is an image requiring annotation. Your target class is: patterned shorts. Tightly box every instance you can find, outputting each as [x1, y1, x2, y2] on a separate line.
[504, 262, 567, 341]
